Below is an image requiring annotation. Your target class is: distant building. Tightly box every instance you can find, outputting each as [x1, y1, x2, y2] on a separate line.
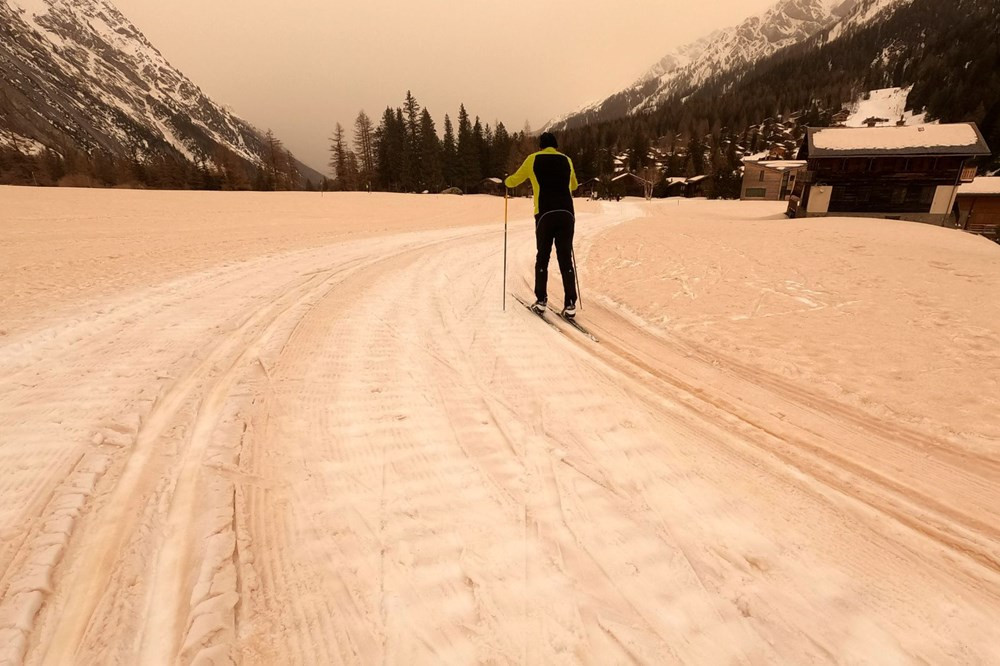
[831, 109, 851, 126]
[955, 177, 1000, 242]
[787, 123, 991, 225]
[741, 159, 807, 201]
[685, 175, 709, 198]
[662, 177, 687, 198]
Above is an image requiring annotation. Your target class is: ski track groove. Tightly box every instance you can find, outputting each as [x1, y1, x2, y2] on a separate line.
[2, 202, 999, 663]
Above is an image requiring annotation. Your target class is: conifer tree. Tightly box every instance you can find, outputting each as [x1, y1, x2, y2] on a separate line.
[456, 105, 480, 191]
[473, 117, 487, 184]
[329, 123, 350, 190]
[418, 108, 444, 192]
[353, 110, 376, 191]
[491, 122, 512, 178]
[442, 114, 457, 187]
[402, 91, 422, 191]
[393, 108, 408, 190]
[263, 129, 284, 191]
[374, 108, 394, 190]
[283, 148, 300, 190]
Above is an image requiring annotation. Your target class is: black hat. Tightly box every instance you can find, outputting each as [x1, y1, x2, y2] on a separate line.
[539, 132, 558, 149]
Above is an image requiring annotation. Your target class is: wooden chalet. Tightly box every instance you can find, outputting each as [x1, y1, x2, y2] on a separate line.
[787, 123, 991, 225]
[955, 177, 1000, 242]
[741, 159, 806, 201]
[831, 109, 851, 126]
[685, 175, 708, 198]
[659, 177, 688, 198]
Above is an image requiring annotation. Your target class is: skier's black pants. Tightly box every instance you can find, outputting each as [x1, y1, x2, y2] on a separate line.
[534, 210, 577, 307]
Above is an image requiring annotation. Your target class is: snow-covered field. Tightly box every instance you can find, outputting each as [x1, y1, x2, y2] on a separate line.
[1, 187, 999, 664]
[845, 86, 931, 127]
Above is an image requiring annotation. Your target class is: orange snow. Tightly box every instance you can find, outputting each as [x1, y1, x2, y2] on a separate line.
[1, 188, 998, 664]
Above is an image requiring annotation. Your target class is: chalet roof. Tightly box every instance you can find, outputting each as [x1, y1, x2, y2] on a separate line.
[742, 159, 807, 171]
[805, 123, 991, 157]
[957, 177, 1000, 197]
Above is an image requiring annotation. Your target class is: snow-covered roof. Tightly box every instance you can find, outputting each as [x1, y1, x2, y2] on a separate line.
[958, 178, 1000, 197]
[807, 123, 991, 157]
[742, 159, 806, 171]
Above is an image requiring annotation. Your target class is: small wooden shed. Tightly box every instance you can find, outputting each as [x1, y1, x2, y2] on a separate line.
[741, 159, 807, 201]
[956, 177, 1000, 242]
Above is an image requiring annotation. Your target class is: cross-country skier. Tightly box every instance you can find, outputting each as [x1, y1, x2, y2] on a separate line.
[505, 132, 579, 318]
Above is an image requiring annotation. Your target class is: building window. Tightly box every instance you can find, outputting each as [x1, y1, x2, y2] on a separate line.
[745, 188, 767, 198]
[846, 158, 869, 173]
[758, 171, 766, 182]
[829, 184, 936, 214]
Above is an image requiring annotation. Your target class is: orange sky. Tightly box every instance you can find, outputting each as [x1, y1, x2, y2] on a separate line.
[113, 0, 776, 173]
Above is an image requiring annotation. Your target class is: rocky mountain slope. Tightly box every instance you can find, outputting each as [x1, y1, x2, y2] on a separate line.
[547, 0, 859, 131]
[0, 0, 319, 181]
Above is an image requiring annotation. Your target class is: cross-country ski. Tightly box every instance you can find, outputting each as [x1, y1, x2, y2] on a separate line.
[547, 305, 600, 343]
[512, 292, 562, 334]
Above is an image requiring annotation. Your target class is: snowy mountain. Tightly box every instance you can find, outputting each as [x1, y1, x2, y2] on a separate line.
[824, 0, 914, 40]
[0, 0, 319, 180]
[546, 0, 859, 131]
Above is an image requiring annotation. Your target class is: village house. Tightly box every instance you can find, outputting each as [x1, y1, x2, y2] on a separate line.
[955, 177, 1000, 242]
[787, 123, 991, 224]
[831, 109, 851, 126]
[741, 159, 807, 201]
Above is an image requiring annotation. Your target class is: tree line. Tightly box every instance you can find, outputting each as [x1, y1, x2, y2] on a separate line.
[0, 126, 309, 191]
[328, 91, 539, 194]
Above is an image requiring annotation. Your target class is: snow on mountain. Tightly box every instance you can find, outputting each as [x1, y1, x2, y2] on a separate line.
[546, 0, 860, 129]
[824, 0, 915, 41]
[640, 0, 859, 103]
[634, 31, 722, 89]
[546, 0, 860, 131]
[0, 0, 308, 173]
[844, 86, 932, 127]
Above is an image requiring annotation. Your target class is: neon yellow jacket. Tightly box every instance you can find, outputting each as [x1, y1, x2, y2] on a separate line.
[505, 147, 579, 216]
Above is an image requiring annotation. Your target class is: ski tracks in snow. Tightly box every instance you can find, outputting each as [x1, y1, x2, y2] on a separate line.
[1, 201, 999, 664]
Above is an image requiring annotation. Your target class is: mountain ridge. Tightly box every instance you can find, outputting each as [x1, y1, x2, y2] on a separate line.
[0, 0, 322, 185]
[547, 0, 860, 132]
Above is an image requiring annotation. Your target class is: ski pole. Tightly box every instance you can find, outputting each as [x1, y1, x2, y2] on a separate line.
[503, 177, 508, 311]
[572, 247, 583, 310]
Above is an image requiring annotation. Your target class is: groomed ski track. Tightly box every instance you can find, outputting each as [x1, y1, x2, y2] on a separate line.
[1, 194, 999, 664]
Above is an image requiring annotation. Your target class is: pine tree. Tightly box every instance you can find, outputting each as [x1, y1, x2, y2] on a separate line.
[418, 108, 443, 192]
[374, 108, 394, 190]
[442, 114, 457, 187]
[491, 122, 512, 178]
[283, 148, 300, 190]
[456, 105, 480, 191]
[394, 108, 408, 190]
[479, 121, 493, 180]
[263, 129, 284, 191]
[402, 91, 422, 191]
[329, 123, 350, 190]
[353, 110, 375, 191]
